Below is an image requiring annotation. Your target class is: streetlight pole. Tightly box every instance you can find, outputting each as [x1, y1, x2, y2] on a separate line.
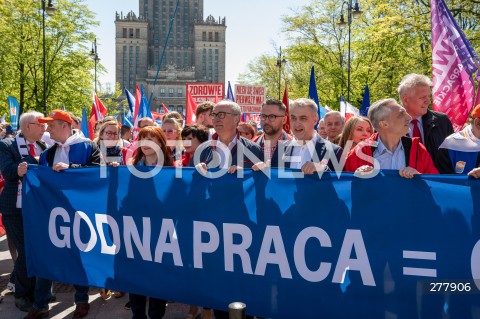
[276, 46, 286, 100]
[90, 38, 100, 94]
[42, 0, 55, 116]
[338, 1, 362, 103]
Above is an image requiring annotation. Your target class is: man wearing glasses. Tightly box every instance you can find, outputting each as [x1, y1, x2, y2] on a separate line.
[196, 100, 263, 172]
[0, 111, 48, 313]
[253, 99, 292, 166]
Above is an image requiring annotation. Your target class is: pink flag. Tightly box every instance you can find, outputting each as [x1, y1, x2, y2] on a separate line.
[88, 92, 107, 140]
[431, 0, 479, 131]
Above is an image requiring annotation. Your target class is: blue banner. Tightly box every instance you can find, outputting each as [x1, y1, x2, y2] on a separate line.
[23, 167, 480, 319]
[7, 96, 20, 131]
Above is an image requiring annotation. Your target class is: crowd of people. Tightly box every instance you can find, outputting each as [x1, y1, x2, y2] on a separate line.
[1, 72, 480, 319]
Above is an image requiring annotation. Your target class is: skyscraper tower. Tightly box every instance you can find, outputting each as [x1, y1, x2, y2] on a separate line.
[115, 0, 226, 113]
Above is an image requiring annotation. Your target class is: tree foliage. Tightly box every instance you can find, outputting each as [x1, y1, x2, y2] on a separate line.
[239, 0, 480, 110]
[0, 0, 101, 117]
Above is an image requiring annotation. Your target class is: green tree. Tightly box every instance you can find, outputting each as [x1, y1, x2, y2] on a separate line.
[0, 0, 100, 116]
[239, 0, 480, 109]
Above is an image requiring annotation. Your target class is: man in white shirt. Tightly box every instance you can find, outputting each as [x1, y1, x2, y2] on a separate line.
[279, 98, 342, 174]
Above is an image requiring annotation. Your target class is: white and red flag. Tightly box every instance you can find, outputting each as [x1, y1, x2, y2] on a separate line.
[340, 96, 359, 122]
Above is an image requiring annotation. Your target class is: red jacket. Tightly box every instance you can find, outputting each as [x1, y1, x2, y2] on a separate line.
[344, 133, 439, 174]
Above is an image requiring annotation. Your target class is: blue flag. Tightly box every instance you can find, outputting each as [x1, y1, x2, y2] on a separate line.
[308, 66, 319, 106]
[226, 81, 235, 101]
[80, 107, 89, 138]
[61, 105, 66, 111]
[139, 85, 152, 119]
[360, 85, 370, 117]
[308, 67, 327, 126]
[123, 88, 135, 127]
[7, 96, 20, 132]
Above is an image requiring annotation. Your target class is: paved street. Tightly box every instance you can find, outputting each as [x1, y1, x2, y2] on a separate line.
[0, 235, 190, 319]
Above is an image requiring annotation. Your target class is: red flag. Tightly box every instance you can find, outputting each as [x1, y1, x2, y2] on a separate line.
[282, 86, 291, 134]
[88, 92, 108, 140]
[186, 90, 197, 125]
[162, 103, 169, 114]
[151, 111, 163, 122]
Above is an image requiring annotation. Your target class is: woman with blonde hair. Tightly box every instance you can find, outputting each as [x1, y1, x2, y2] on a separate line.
[161, 118, 183, 163]
[95, 120, 128, 166]
[338, 116, 373, 151]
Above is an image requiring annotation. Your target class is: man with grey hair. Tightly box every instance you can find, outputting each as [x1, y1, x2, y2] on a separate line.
[324, 111, 345, 143]
[317, 118, 328, 139]
[196, 100, 263, 172]
[0, 111, 48, 312]
[398, 73, 453, 173]
[345, 98, 438, 177]
[274, 98, 342, 174]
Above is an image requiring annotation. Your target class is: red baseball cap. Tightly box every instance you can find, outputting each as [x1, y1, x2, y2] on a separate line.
[472, 104, 480, 119]
[38, 110, 73, 124]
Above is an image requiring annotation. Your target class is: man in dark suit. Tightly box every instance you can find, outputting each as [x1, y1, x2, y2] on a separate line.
[277, 98, 343, 174]
[0, 111, 47, 312]
[25, 110, 100, 319]
[253, 99, 292, 167]
[398, 73, 454, 173]
[196, 100, 263, 174]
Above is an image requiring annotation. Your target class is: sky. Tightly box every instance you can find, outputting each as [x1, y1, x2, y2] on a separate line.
[84, 0, 308, 89]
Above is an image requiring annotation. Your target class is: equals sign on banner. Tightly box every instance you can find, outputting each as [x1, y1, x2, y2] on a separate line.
[402, 250, 437, 277]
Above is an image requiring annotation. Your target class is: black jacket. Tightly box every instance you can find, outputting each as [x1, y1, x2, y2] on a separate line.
[421, 109, 454, 174]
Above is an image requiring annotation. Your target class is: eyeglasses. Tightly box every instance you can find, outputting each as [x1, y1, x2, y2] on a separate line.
[209, 112, 237, 119]
[260, 114, 285, 121]
[163, 129, 175, 134]
[104, 131, 119, 137]
[29, 122, 47, 129]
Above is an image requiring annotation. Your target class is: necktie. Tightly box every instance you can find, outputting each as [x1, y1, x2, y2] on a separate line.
[411, 119, 422, 143]
[27, 143, 36, 156]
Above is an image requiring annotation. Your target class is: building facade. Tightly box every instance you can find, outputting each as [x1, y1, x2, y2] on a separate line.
[115, 0, 226, 114]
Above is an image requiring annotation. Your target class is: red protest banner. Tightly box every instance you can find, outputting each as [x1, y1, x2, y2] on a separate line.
[186, 83, 224, 104]
[235, 85, 266, 113]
